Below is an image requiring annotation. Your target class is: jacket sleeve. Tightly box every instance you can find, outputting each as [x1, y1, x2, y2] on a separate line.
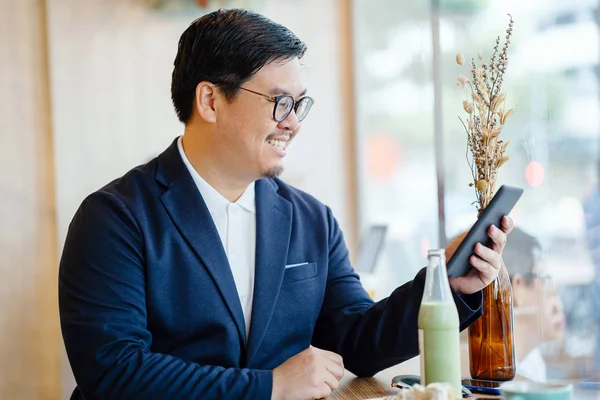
[59, 191, 272, 400]
[311, 207, 482, 377]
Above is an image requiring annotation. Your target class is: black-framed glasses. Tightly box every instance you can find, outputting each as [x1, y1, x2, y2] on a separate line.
[237, 87, 314, 123]
[522, 272, 554, 291]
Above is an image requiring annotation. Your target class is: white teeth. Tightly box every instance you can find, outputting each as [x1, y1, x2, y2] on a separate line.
[267, 139, 285, 150]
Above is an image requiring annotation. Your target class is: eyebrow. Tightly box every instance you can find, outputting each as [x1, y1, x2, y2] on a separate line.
[269, 87, 308, 98]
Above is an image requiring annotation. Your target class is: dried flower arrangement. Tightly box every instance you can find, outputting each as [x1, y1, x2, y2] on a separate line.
[456, 15, 515, 216]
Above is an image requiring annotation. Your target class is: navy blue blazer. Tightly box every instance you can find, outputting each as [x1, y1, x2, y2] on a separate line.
[59, 138, 482, 400]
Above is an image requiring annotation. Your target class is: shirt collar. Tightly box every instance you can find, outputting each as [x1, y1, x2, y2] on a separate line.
[235, 181, 256, 213]
[517, 347, 547, 382]
[177, 136, 256, 214]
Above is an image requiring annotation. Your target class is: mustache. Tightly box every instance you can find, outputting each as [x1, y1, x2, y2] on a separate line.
[266, 131, 292, 141]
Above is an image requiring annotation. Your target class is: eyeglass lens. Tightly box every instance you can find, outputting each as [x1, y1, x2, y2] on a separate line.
[275, 96, 313, 122]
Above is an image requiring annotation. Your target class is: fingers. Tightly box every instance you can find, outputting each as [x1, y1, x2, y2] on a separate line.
[487, 224, 507, 254]
[317, 348, 344, 368]
[315, 347, 344, 380]
[273, 346, 344, 400]
[312, 346, 345, 386]
[324, 358, 345, 380]
[315, 384, 332, 400]
[322, 370, 340, 392]
[318, 354, 342, 398]
[501, 216, 514, 234]
[474, 242, 502, 270]
[470, 242, 502, 284]
[469, 254, 497, 283]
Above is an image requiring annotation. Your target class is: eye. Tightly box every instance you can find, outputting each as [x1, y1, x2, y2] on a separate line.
[274, 96, 294, 120]
[295, 97, 314, 122]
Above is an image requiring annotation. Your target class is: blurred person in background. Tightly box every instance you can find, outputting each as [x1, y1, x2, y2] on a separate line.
[502, 227, 566, 382]
[58, 8, 513, 400]
[583, 165, 600, 374]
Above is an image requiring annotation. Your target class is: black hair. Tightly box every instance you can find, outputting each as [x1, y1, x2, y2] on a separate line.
[171, 9, 307, 124]
[502, 227, 542, 283]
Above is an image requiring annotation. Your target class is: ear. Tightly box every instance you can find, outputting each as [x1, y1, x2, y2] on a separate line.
[511, 273, 526, 307]
[195, 82, 217, 123]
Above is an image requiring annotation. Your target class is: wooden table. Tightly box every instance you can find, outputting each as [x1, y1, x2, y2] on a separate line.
[330, 356, 499, 400]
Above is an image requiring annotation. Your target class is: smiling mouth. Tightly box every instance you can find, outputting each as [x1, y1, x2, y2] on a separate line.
[267, 138, 286, 151]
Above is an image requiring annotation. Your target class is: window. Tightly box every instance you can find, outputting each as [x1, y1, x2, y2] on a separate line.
[353, 0, 600, 379]
[353, 0, 439, 294]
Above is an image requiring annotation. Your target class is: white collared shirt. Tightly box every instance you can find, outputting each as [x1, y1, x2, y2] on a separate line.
[177, 136, 256, 339]
[517, 347, 547, 383]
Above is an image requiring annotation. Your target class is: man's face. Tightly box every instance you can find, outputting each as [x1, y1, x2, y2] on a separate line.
[212, 58, 307, 182]
[514, 265, 566, 342]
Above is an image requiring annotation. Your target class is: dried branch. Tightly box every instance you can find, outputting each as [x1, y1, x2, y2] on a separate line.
[456, 14, 515, 215]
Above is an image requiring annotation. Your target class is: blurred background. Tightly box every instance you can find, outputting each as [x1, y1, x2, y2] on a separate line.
[1, 0, 599, 398]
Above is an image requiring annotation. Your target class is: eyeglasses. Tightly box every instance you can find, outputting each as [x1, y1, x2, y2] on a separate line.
[522, 272, 554, 291]
[237, 87, 314, 123]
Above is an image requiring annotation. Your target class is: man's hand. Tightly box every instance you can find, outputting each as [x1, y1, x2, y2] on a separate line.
[447, 216, 514, 294]
[271, 346, 344, 400]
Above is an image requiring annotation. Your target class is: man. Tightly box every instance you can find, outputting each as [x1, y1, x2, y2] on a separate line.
[502, 228, 565, 382]
[59, 9, 513, 400]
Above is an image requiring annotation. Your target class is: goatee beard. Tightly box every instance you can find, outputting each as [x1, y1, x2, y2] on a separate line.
[263, 166, 284, 178]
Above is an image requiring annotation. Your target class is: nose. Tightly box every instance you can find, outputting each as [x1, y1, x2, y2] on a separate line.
[277, 109, 300, 132]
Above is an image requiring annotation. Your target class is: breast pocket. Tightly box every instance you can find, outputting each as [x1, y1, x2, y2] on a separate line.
[282, 262, 318, 284]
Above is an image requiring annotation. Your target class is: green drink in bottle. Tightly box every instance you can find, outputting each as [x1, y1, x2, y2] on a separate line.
[418, 249, 462, 397]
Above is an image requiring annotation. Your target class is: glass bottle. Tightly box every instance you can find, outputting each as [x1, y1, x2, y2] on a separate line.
[468, 263, 516, 380]
[418, 249, 462, 397]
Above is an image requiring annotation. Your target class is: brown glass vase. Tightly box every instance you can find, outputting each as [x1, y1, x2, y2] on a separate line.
[468, 264, 516, 380]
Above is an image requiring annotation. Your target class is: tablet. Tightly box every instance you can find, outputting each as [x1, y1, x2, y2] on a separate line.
[446, 185, 524, 278]
[355, 225, 388, 273]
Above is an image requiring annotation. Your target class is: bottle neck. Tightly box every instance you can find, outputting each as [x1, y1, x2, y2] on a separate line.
[422, 250, 453, 303]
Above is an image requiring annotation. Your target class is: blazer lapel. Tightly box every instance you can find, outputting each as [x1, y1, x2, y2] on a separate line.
[246, 179, 293, 364]
[155, 139, 247, 344]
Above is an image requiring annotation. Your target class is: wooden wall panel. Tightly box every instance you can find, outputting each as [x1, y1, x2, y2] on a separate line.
[0, 0, 349, 398]
[0, 0, 61, 398]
